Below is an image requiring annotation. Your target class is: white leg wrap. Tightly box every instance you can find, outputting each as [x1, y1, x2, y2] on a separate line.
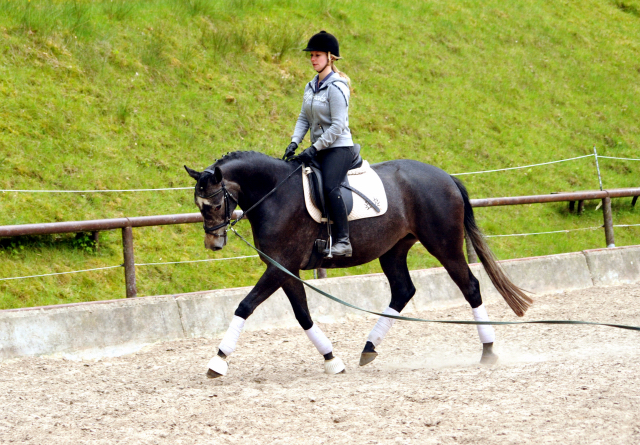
[472, 304, 495, 344]
[218, 316, 245, 356]
[366, 307, 400, 347]
[304, 323, 333, 356]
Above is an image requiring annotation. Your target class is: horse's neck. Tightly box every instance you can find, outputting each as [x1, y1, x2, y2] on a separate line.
[225, 159, 293, 210]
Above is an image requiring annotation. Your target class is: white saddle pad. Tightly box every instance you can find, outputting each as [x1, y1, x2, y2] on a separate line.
[302, 160, 388, 224]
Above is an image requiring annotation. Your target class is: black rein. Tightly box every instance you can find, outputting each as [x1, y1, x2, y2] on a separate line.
[197, 164, 303, 236]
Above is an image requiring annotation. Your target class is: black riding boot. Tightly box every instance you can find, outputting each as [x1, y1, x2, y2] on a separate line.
[324, 188, 352, 258]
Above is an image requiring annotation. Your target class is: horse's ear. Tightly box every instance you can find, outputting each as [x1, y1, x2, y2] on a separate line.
[184, 165, 201, 181]
[214, 166, 223, 184]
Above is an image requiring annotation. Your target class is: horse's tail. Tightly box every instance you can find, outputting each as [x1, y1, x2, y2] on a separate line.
[451, 176, 533, 317]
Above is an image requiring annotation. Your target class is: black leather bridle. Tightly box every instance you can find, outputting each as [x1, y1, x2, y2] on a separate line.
[196, 163, 303, 237]
[196, 169, 238, 236]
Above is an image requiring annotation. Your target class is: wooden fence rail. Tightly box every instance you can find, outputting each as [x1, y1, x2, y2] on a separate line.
[1, 188, 638, 298]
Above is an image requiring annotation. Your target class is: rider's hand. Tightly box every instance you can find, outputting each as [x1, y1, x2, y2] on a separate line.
[282, 142, 298, 160]
[293, 146, 317, 164]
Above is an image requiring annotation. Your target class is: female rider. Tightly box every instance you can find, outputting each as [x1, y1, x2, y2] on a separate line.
[283, 31, 354, 257]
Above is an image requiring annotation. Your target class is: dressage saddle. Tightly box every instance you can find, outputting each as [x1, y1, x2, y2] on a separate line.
[306, 144, 379, 219]
[302, 144, 380, 270]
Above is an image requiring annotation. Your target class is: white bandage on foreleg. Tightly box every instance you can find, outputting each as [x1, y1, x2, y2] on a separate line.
[304, 323, 333, 356]
[472, 304, 495, 344]
[218, 316, 245, 356]
[367, 307, 400, 347]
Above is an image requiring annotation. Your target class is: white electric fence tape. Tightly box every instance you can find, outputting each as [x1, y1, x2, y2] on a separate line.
[598, 156, 640, 161]
[472, 304, 495, 343]
[0, 187, 192, 193]
[218, 315, 245, 356]
[485, 226, 601, 238]
[135, 255, 259, 266]
[450, 154, 595, 176]
[0, 256, 259, 281]
[7, 153, 640, 193]
[304, 323, 333, 355]
[0, 265, 122, 281]
[367, 307, 400, 347]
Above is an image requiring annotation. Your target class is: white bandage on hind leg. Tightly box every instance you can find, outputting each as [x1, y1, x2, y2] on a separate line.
[304, 323, 333, 356]
[367, 307, 400, 347]
[472, 304, 495, 344]
[218, 316, 246, 356]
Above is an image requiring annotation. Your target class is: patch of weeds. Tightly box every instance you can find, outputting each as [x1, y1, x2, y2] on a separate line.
[103, 0, 135, 21]
[20, 0, 60, 35]
[60, 1, 94, 38]
[177, 0, 217, 17]
[141, 31, 167, 69]
[71, 232, 98, 253]
[615, 1, 640, 17]
[264, 23, 304, 63]
[200, 19, 254, 56]
[228, 0, 256, 11]
[0, 233, 96, 255]
[116, 98, 131, 124]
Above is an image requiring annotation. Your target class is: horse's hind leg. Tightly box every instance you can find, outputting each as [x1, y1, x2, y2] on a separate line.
[281, 276, 346, 375]
[360, 239, 416, 367]
[420, 233, 498, 365]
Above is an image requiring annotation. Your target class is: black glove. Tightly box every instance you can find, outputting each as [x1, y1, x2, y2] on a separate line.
[282, 142, 298, 160]
[293, 146, 317, 164]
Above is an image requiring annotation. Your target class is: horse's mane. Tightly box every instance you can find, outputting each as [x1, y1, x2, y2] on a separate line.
[213, 150, 283, 168]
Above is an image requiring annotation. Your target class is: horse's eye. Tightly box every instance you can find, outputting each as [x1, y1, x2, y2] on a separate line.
[215, 204, 222, 211]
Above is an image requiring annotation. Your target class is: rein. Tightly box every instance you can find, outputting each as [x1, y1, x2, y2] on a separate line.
[199, 164, 303, 235]
[200, 163, 640, 332]
[229, 228, 640, 333]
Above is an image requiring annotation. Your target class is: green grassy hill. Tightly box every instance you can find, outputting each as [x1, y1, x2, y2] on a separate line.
[1, 0, 639, 309]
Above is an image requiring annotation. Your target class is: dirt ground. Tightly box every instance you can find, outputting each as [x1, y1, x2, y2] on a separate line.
[1, 283, 640, 445]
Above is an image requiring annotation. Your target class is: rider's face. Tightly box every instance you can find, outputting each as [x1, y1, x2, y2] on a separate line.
[310, 51, 329, 73]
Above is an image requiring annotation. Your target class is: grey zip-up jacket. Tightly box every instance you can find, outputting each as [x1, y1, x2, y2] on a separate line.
[291, 73, 353, 150]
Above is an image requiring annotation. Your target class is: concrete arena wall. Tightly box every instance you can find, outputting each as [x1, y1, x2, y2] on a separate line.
[1, 245, 639, 361]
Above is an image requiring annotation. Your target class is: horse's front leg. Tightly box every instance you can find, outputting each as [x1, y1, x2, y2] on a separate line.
[206, 264, 288, 378]
[281, 277, 346, 375]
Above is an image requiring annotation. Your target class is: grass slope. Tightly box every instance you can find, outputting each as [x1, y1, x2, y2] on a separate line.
[0, 0, 639, 309]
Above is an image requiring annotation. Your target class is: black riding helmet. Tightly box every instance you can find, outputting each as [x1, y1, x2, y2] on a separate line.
[303, 31, 340, 57]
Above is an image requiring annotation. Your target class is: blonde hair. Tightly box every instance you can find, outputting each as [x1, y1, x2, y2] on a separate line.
[328, 52, 352, 91]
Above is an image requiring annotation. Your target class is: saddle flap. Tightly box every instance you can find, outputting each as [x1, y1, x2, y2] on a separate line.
[307, 166, 353, 218]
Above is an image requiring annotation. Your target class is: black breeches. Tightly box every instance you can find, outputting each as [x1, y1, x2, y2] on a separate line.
[317, 146, 352, 195]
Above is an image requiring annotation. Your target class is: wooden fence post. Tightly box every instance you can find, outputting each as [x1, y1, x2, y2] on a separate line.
[602, 196, 615, 248]
[316, 268, 327, 279]
[122, 226, 137, 298]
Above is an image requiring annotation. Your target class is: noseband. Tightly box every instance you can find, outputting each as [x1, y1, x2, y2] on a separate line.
[197, 170, 238, 236]
[196, 163, 302, 238]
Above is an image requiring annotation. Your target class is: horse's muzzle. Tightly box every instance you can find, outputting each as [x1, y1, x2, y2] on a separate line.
[204, 232, 227, 251]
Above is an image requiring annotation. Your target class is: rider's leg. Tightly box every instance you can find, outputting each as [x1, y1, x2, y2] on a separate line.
[325, 187, 352, 257]
[318, 146, 352, 257]
[281, 276, 346, 374]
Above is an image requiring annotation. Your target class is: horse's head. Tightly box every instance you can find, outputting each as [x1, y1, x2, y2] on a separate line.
[185, 165, 239, 251]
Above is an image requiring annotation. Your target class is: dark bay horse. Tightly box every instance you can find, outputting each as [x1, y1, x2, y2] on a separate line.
[185, 151, 532, 377]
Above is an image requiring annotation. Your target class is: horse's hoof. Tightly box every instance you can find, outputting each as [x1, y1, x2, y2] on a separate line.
[206, 369, 224, 378]
[206, 355, 228, 378]
[324, 357, 346, 375]
[480, 353, 499, 365]
[359, 351, 378, 367]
